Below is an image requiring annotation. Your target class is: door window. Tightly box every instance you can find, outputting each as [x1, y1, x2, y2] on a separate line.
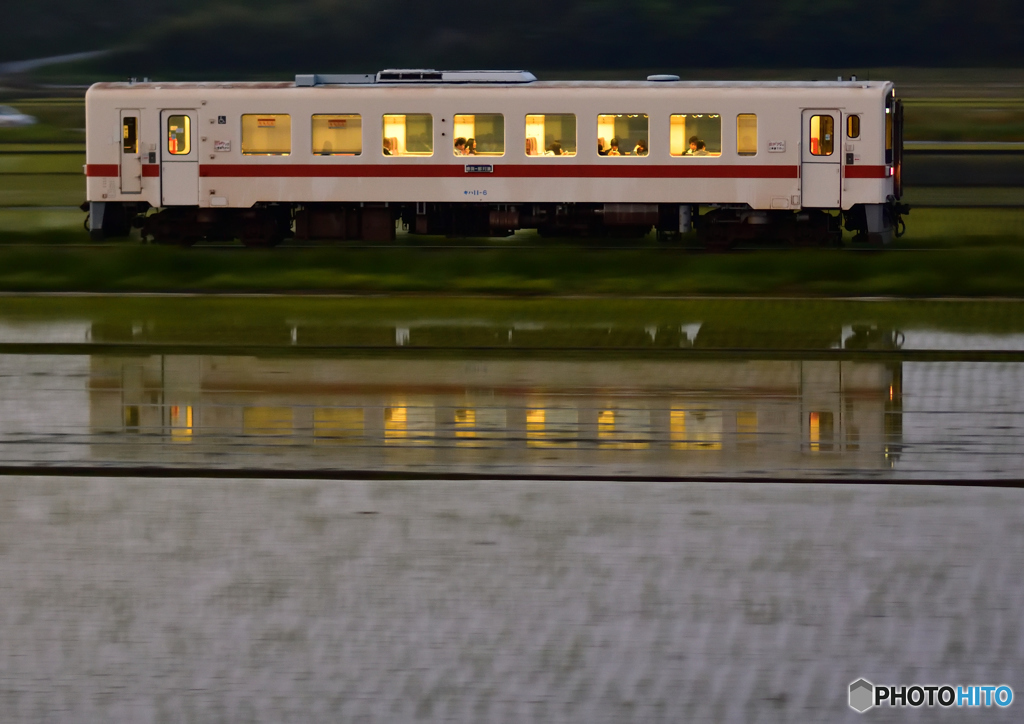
[809, 115, 834, 156]
[123, 117, 138, 154]
[167, 115, 190, 155]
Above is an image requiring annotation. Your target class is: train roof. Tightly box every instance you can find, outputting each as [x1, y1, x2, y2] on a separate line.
[88, 70, 894, 93]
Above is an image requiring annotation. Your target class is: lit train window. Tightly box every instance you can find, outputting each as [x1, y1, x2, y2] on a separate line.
[597, 114, 649, 156]
[123, 117, 138, 154]
[847, 114, 861, 139]
[383, 114, 433, 156]
[809, 115, 834, 156]
[166, 115, 190, 155]
[453, 114, 504, 156]
[312, 114, 361, 155]
[525, 114, 576, 156]
[241, 114, 291, 155]
[736, 114, 758, 156]
[670, 114, 721, 157]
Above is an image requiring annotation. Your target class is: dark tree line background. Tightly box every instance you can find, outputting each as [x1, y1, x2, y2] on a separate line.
[4, 0, 1022, 72]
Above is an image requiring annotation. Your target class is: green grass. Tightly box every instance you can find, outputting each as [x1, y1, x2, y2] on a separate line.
[0, 174, 84, 207]
[0, 243, 1022, 296]
[0, 208, 1021, 296]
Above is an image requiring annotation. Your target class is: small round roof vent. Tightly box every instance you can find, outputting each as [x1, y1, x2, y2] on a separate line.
[647, 74, 680, 82]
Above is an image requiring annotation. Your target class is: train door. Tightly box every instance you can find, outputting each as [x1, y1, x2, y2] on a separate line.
[160, 110, 198, 206]
[801, 109, 841, 208]
[119, 110, 142, 194]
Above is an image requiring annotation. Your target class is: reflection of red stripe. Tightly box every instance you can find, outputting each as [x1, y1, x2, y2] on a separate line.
[844, 165, 887, 178]
[85, 164, 118, 177]
[200, 164, 800, 179]
[142, 165, 160, 177]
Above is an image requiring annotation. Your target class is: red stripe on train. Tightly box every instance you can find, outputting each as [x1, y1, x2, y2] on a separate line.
[85, 164, 161, 177]
[844, 165, 888, 179]
[199, 164, 801, 180]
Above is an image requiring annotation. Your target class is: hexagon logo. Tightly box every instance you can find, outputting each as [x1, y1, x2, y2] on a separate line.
[849, 679, 874, 713]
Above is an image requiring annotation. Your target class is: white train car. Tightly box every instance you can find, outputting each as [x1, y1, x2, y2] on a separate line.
[84, 70, 906, 246]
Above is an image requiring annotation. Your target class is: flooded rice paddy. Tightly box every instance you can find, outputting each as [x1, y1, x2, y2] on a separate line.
[1, 296, 1024, 479]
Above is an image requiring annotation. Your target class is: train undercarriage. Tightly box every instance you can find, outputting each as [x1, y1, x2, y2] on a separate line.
[86, 200, 907, 249]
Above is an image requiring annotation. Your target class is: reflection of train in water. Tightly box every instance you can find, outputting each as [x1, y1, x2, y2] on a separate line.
[84, 70, 906, 247]
[89, 340, 903, 476]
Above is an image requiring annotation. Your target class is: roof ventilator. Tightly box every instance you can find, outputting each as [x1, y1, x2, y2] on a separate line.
[296, 69, 537, 86]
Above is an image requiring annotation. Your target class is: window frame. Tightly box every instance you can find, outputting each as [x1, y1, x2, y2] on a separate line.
[240, 113, 292, 156]
[847, 114, 861, 139]
[451, 113, 505, 157]
[311, 113, 363, 156]
[809, 114, 835, 157]
[166, 114, 191, 156]
[524, 113, 578, 158]
[382, 113, 434, 157]
[736, 113, 758, 157]
[669, 113, 723, 157]
[596, 113, 650, 157]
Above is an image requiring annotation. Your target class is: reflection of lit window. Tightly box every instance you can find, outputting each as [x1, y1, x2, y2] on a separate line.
[526, 407, 577, 448]
[314, 408, 364, 443]
[525, 114, 576, 156]
[809, 115, 834, 156]
[670, 408, 723, 450]
[736, 410, 757, 446]
[167, 115, 190, 155]
[124, 405, 140, 432]
[809, 411, 834, 452]
[598, 409, 649, 449]
[385, 406, 407, 441]
[597, 114, 649, 156]
[170, 405, 192, 443]
[312, 114, 362, 155]
[454, 408, 478, 447]
[241, 114, 291, 155]
[383, 114, 433, 156]
[385, 401, 433, 444]
[453, 114, 504, 156]
[736, 114, 758, 156]
[242, 407, 293, 438]
[670, 114, 722, 157]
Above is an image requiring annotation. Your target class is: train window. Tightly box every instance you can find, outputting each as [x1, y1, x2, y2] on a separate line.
[736, 114, 758, 156]
[597, 114, 649, 156]
[885, 108, 893, 163]
[453, 114, 504, 156]
[669, 114, 722, 156]
[525, 114, 577, 156]
[847, 114, 861, 139]
[383, 114, 433, 156]
[123, 117, 138, 154]
[241, 114, 291, 155]
[312, 114, 361, 155]
[167, 115, 190, 155]
[809, 114, 834, 156]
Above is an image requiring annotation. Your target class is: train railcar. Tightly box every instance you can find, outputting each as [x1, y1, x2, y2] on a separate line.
[83, 70, 906, 247]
